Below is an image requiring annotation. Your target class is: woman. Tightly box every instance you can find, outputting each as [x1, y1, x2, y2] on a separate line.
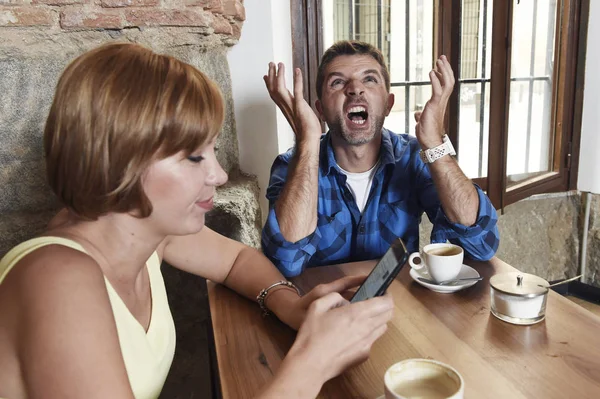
[0, 43, 393, 398]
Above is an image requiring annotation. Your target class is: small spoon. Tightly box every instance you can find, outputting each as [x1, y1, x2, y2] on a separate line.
[538, 274, 582, 288]
[417, 276, 483, 286]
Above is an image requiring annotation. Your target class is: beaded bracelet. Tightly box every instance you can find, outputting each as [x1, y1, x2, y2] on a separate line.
[256, 280, 301, 316]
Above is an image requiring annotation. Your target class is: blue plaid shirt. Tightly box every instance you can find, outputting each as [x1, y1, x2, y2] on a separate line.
[262, 129, 499, 277]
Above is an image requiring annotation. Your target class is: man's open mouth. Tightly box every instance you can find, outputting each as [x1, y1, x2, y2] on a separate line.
[347, 105, 368, 125]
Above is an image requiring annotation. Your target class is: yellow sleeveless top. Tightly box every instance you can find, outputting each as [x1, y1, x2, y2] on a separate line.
[0, 237, 176, 399]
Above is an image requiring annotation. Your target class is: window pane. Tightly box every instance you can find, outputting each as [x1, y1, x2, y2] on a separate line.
[385, 85, 432, 136]
[385, 86, 406, 134]
[322, 0, 352, 46]
[458, 0, 493, 179]
[460, 0, 493, 80]
[322, 1, 433, 85]
[506, 80, 555, 184]
[322, 0, 393, 67]
[506, 0, 557, 187]
[458, 82, 490, 178]
[388, 0, 407, 81]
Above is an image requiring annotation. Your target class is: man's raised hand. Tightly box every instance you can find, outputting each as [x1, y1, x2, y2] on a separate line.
[264, 63, 322, 143]
[414, 55, 455, 149]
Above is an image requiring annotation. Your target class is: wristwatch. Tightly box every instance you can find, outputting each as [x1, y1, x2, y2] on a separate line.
[419, 135, 456, 164]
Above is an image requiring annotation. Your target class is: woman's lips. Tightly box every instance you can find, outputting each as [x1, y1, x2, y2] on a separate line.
[196, 197, 214, 210]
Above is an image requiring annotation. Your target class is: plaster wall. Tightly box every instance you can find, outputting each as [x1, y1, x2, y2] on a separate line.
[228, 0, 295, 222]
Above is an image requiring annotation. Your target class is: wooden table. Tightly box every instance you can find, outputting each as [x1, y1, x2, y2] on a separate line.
[207, 258, 600, 398]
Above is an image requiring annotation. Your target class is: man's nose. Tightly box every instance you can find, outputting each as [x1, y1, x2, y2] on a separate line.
[346, 80, 365, 96]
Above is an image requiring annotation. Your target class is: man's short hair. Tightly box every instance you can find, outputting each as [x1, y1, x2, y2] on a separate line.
[316, 40, 391, 99]
[44, 43, 224, 220]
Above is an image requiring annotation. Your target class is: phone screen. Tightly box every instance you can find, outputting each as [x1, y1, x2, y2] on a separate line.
[350, 238, 408, 303]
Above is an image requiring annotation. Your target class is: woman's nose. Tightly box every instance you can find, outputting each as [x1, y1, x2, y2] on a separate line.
[207, 160, 228, 187]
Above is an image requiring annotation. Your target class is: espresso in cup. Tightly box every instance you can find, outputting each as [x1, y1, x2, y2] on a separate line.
[408, 243, 464, 283]
[384, 359, 464, 399]
[426, 246, 462, 257]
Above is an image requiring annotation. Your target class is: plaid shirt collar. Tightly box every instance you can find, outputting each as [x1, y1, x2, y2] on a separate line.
[320, 128, 405, 177]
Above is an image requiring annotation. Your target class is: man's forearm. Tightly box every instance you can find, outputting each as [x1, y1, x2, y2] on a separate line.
[274, 139, 320, 242]
[428, 156, 478, 226]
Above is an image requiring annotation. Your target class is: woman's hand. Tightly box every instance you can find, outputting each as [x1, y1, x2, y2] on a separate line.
[258, 289, 394, 398]
[275, 275, 367, 330]
[264, 62, 322, 144]
[292, 291, 393, 381]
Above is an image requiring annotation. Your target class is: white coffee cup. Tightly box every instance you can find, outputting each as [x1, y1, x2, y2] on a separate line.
[408, 243, 464, 283]
[384, 359, 464, 399]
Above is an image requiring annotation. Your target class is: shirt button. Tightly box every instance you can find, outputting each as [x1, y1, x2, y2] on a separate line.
[358, 225, 366, 234]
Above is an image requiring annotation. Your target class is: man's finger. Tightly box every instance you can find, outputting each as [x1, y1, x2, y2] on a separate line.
[414, 111, 422, 123]
[440, 55, 455, 87]
[293, 68, 305, 103]
[435, 59, 447, 85]
[276, 62, 287, 92]
[267, 62, 276, 91]
[430, 69, 442, 97]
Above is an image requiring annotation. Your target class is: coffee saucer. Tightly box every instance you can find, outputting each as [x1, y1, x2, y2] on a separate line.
[409, 264, 481, 293]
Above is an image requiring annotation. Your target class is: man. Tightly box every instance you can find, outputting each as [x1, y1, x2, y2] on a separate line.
[262, 40, 499, 277]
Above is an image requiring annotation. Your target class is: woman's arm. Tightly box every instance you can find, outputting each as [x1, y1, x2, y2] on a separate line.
[162, 228, 368, 330]
[10, 245, 134, 399]
[162, 226, 309, 329]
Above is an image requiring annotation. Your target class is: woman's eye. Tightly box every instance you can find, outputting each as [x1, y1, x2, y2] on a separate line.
[187, 155, 204, 163]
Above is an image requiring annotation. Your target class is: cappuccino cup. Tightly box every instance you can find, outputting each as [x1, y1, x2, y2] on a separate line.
[408, 243, 463, 283]
[384, 359, 464, 399]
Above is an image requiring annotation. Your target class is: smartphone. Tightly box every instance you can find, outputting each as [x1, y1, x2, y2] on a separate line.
[350, 238, 408, 303]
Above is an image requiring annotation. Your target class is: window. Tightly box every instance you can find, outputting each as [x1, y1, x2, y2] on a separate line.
[291, 0, 588, 209]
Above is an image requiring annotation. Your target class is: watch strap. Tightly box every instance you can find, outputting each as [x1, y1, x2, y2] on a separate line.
[419, 135, 456, 164]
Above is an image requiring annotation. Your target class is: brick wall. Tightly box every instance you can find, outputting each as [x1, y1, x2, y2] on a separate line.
[0, 0, 244, 41]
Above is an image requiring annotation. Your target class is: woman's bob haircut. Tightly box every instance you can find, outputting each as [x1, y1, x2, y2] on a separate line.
[44, 43, 224, 220]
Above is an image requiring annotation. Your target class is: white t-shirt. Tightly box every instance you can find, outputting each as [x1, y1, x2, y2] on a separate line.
[338, 162, 379, 213]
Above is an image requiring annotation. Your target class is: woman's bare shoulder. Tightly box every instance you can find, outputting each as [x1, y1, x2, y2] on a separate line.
[1, 244, 135, 398]
[4, 243, 105, 297]
[3, 243, 111, 336]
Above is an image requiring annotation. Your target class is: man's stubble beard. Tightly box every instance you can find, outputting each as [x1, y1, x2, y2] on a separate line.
[328, 114, 386, 146]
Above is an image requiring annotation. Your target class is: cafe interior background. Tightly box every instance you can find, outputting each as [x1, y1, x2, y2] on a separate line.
[0, 0, 598, 397]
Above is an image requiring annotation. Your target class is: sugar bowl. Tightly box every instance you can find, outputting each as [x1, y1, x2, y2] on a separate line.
[489, 272, 549, 325]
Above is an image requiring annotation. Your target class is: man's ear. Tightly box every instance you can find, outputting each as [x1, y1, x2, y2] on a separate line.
[385, 93, 395, 116]
[315, 99, 325, 121]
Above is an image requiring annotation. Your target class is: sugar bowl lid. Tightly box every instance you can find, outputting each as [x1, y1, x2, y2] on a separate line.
[490, 272, 549, 298]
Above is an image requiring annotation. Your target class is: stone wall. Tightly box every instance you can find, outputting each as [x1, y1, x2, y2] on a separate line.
[0, 1, 256, 397]
[420, 191, 600, 288]
[585, 193, 600, 285]
[0, 1, 260, 256]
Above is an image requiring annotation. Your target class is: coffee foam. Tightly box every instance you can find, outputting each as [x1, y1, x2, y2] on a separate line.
[385, 361, 462, 399]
